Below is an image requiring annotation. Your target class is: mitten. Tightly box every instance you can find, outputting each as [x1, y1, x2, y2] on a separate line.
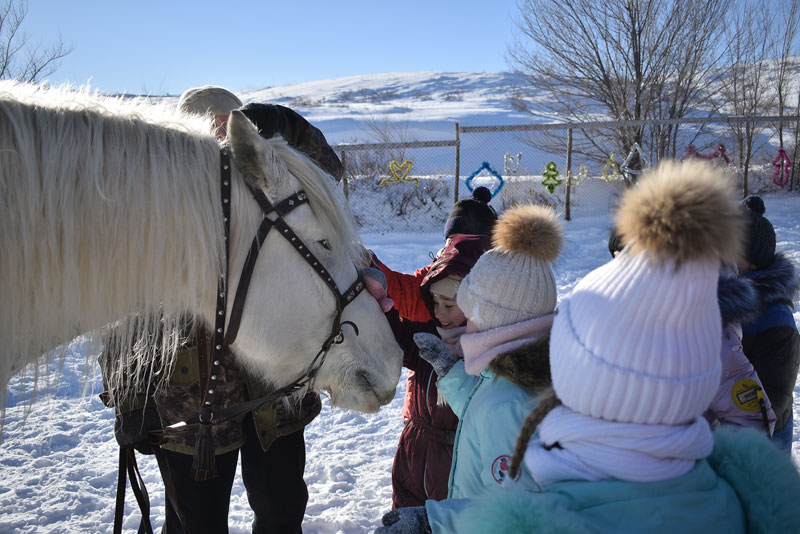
[414, 332, 458, 377]
[375, 507, 431, 534]
[114, 405, 162, 455]
[360, 266, 394, 312]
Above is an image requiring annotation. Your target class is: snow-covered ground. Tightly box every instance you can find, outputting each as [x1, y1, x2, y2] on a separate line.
[2, 194, 798, 534]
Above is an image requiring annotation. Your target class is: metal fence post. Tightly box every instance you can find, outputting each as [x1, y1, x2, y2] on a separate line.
[565, 128, 573, 222]
[454, 122, 460, 204]
[340, 150, 349, 201]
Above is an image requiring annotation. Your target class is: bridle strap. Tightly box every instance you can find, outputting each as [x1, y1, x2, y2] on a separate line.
[223, 190, 309, 346]
[198, 149, 232, 413]
[193, 148, 366, 425]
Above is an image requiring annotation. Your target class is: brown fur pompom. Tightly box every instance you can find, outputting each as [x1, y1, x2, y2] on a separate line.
[615, 160, 743, 266]
[493, 204, 563, 262]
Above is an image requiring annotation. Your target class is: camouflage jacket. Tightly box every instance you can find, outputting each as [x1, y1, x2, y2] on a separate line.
[100, 332, 321, 455]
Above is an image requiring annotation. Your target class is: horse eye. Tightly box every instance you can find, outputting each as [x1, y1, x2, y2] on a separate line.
[318, 239, 332, 250]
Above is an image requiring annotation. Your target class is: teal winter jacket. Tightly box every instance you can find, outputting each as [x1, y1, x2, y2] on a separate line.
[435, 332, 551, 501]
[427, 427, 800, 534]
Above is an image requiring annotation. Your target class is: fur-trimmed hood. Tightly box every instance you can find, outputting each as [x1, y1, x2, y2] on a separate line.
[718, 274, 759, 327]
[742, 252, 800, 311]
[488, 334, 551, 392]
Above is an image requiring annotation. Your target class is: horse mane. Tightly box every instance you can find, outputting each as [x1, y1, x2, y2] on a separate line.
[0, 81, 225, 404]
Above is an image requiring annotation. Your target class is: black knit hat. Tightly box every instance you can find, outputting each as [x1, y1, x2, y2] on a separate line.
[741, 195, 776, 270]
[239, 103, 344, 181]
[444, 187, 498, 239]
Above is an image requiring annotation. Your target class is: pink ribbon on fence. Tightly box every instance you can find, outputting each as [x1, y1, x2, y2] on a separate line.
[772, 148, 792, 187]
[681, 143, 730, 165]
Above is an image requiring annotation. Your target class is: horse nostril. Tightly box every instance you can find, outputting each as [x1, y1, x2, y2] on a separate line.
[356, 370, 372, 389]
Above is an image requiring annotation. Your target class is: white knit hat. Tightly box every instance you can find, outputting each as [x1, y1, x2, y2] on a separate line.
[178, 85, 242, 116]
[429, 275, 462, 300]
[549, 160, 744, 425]
[457, 204, 562, 331]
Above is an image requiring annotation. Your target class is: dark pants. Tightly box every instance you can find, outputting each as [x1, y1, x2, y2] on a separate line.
[161, 417, 308, 534]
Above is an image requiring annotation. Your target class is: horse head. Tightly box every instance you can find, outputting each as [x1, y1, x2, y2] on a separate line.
[222, 111, 402, 413]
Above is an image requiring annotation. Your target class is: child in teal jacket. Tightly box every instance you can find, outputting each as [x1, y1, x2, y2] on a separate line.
[377, 203, 564, 532]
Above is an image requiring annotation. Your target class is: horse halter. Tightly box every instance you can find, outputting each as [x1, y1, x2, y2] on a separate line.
[199, 148, 366, 420]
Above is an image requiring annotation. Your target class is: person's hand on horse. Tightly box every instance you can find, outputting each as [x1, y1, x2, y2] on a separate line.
[413, 332, 458, 377]
[375, 507, 431, 534]
[360, 266, 394, 312]
[114, 406, 162, 455]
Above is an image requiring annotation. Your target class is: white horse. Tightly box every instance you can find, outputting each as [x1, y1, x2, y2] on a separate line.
[0, 81, 402, 415]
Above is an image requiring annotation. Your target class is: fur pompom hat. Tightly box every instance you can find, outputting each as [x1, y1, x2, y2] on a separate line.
[549, 160, 743, 425]
[178, 85, 243, 116]
[444, 186, 498, 240]
[741, 195, 776, 270]
[456, 204, 563, 331]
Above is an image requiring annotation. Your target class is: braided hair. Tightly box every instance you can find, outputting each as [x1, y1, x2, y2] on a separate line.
[509, 388, 562, 479]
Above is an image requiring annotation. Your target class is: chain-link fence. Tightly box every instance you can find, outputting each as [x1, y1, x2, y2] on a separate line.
[337, 140, 459, 234]
[337, 116, 800, 233]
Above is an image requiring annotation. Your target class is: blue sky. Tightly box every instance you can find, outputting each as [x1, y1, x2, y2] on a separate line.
[24, 0, 521, 95]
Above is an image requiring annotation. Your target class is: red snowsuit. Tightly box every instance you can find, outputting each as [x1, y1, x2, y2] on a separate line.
[377, 234, 492, 507]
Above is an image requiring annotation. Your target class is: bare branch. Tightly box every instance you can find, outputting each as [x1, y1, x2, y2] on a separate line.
[507, 0, 731, 161]
[0, 0, 73, 83]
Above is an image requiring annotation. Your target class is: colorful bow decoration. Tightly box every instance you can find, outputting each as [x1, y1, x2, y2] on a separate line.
[541, 161, 562, 194]
[772, 148, 792, 187]
[681, 143, 731, 165]
[465, 161, 506, 198]
[602, 153, 619, 183]
[380, 160, 418, 186]
[504, 152, 522, 174]
[567, 164, 588, 186]
[620, 143, 648, 176]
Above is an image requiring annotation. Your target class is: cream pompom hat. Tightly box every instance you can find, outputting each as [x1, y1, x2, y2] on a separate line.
[456, 204, 563, 331]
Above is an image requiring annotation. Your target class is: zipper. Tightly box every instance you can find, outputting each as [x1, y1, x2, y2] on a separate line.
[425, 372, 435, 412]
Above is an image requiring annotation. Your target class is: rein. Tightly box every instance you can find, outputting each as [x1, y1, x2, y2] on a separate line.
[156, 147, 366, 467]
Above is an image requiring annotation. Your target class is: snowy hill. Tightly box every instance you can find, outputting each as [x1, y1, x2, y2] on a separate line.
[240, 71, 538, 142]
[148, 71, 549, 146]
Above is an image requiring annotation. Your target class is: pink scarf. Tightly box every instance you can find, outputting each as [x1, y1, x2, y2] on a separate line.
[436, 325, 465, 358]
[460, 314, 554, 375]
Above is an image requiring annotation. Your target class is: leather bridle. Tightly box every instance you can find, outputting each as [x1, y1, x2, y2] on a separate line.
[159, 147, 366, 435]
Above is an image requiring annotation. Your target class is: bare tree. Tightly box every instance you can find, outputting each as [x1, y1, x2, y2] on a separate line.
[774, 0, 800, 145]
[0, 0, 71, 82]
[718, 2, 781, 197]
[507, 0, 729, 170]
[772, 0, 800, 190]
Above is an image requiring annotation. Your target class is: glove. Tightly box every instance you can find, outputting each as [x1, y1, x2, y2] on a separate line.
[414, 332, 458, 377]
[114, 405, 162, 455]
[375, 507, 431, 534]
[360, 266, 395, 313]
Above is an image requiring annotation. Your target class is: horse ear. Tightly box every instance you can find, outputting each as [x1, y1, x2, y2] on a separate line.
[227, 109, 271, 187]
